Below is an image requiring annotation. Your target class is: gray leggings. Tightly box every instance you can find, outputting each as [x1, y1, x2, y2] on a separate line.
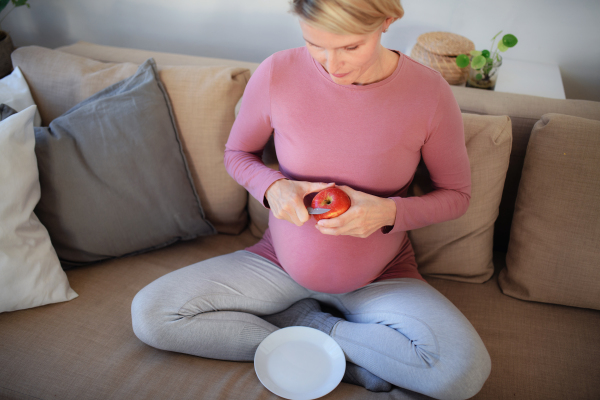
[131, 250, 491, 400]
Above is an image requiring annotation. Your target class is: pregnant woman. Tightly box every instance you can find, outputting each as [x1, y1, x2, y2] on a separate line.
[131, 1, 491, 398]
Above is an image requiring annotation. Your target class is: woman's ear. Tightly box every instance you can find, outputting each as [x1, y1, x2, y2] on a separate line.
[383, 17, 396, 32]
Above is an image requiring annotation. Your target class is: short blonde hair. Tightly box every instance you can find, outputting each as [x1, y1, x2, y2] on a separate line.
[290, 0, 404, 35]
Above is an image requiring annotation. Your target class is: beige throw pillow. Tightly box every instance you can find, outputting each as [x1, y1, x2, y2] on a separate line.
[499, 113, 600, 310]
[408, 113, 512, 282]
[12, 46, 251, 234]
[248, 113, 512, 283]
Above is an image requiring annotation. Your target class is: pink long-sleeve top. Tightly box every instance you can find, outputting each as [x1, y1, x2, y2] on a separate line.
[224, 47, 471, 294]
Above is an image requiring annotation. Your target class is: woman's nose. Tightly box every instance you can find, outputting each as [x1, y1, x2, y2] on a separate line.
[325, 51, 340, 73]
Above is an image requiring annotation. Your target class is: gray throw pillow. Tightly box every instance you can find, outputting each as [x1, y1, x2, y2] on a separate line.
[33, 58, 216, 268]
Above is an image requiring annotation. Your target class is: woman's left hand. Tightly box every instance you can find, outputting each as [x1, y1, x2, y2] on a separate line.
[315, 185, 397, 238]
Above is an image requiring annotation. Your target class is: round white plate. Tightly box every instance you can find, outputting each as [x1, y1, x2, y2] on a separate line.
[254, 326, 346, 400]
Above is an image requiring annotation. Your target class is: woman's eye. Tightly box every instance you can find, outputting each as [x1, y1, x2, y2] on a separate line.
[346, 46, 359, 51]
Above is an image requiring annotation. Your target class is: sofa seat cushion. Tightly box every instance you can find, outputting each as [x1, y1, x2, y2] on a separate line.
[0, 230, 265, 400]
[0, 229, 413, 400]
[1, 239, 598, 400]
[426, 252, 600, 400]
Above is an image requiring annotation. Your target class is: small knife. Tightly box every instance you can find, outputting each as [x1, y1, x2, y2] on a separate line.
[307, 207, 330, 215]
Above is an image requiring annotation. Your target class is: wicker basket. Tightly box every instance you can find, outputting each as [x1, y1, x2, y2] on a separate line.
[410, 31, 475, 85]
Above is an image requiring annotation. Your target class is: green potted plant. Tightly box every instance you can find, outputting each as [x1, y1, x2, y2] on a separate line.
[455, 30, 518, 90]
[1, 0, 31, 79]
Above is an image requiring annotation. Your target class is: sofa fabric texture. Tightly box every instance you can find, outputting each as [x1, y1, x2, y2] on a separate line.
[499, 113, 600, 310]
[31, 58, 216, 267]
[12, 45, 252, 235]
[0, 105, 78, 313]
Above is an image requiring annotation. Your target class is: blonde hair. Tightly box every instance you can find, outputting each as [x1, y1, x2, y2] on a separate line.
[290, 0, 404, 35]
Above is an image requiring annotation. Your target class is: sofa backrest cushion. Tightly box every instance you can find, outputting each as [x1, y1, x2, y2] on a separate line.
[450, 86, 600, 253]
[56, 41, 261, 74]
[499, 113, 600, 310]
[12, 46, 251, 235]
[32, 58, 218, 267]
[407, 113, 512, 282]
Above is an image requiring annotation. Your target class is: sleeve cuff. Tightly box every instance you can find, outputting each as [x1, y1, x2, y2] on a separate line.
[260, 175, 287, 209]
[381, 197, 403, 235]
[381, 225, 393, 234]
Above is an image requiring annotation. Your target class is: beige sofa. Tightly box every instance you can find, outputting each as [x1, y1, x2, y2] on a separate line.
[1, 41, 599, 400]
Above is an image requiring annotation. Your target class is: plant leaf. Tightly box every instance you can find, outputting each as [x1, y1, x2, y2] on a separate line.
[497, 41, 508, 52]
[482, 49, 490, 58]
[11, 0, 29, 7]
[456, 54, 470, 68]
[469, 50, 482, 56]
[476, 73, 483, 80]
[0, 0, 10, 13]
[502, 34, 518, 47]
[471, 55, 486, 70]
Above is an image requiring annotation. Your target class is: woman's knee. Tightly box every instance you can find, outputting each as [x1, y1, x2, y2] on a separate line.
[432, 337, 491, 400]
[131, 283, 171, 349]
[130, 262, 209, 348]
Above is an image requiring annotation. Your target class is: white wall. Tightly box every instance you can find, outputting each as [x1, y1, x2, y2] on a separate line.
[2, 0, 599, 101]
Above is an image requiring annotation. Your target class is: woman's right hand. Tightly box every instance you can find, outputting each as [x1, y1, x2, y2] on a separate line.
[265, 179, 336, 226]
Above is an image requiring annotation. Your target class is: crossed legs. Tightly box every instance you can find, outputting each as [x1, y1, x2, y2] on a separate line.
[131, 250, 309, 361]
[319, 279, 491, 399]
[131, 250, 490, 400]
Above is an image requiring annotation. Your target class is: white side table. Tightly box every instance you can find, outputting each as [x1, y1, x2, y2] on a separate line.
[492, 58, 566, 99]
[448, 59, 565, 99]
[404, 44, 566, 99]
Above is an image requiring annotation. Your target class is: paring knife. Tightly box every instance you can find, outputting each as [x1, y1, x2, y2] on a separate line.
[307, 207, 330, 215]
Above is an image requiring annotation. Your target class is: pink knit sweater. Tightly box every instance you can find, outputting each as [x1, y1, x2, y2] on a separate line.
[224, 47, 471, 294]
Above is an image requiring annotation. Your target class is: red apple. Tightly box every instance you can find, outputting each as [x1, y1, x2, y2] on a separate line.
[311, 187, 351, 221]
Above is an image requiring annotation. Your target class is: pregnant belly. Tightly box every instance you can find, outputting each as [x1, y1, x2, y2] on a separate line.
[269, 213, 404, 294]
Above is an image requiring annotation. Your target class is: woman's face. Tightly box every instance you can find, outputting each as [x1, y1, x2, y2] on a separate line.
[299, 18, 390, 85]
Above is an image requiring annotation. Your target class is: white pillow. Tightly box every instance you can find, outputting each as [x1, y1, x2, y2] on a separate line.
[0, 66, 42, 127]
[0, 105, 78, 313]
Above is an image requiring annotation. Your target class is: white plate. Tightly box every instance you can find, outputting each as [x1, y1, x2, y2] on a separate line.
[254, 326, 346, 400]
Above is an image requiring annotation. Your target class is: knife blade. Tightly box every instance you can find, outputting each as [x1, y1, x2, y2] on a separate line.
[307, 207, 330, 215]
